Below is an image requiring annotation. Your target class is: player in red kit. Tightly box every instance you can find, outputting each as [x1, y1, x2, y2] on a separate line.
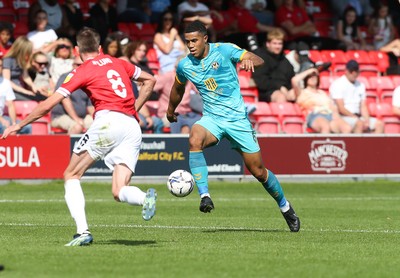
[1, 27, 158, 246]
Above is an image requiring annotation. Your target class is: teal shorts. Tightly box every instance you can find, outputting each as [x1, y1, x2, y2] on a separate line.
[196, 116, 260, 153]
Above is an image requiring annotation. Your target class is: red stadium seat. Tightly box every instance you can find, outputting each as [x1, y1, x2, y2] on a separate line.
[368, 76, 394, 97]
[320, 50, 347, 72]
[368, 51, 390, 73]
[256, 116, 280, 134]
[391, 76, 400, 87]
[248, 102, 280, 133]
[269, 102, 305, 133]
[319, 75, 338, 91]
[0, 7, 16, 22]
[239, 75, 258, 102]
[368, 102, 400, 133]
[13, 22, 29, 38]
[308, 50, 323, 63]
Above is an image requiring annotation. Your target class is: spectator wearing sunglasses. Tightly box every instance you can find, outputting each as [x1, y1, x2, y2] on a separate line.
[28, 51, 54, 99]
[49, 38, 74, 84]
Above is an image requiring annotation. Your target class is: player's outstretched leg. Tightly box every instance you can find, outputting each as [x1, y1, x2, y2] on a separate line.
[142, 188, 157, 221]
[189, 151, 214, 213]
[65, 230, 93, 246]
[262, 169, 300, 232]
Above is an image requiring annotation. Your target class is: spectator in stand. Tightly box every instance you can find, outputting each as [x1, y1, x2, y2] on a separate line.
[329, 0, 373, 25]
[51, 56, 94, 134]
[276, 0, 345, 50]
[392, 85, 400, 117]
[178, 1, 215, 42]
[49, 38, 74, 84]
[293, 68, 352, 134]
[102, 32, 123, 58]
[28, 51, 54, 99]
[137, 104, 164, 134]
[226, 0, 278, 49]
[87, 0, 118, 44]
[2, 36, 42, 101]
[28, 0, 70, 36]
[0, 23, 13, 59]
[252, 28, 295, 102]
[245, 0, 275, 26]
[0, 59, 32, 135]
[177, 0, 212, 22]
[275, 0, 317, 40]
[61, 0, 85, 44]
[153, 10, 186, 75]
[27, 10, 60, 54]
[116, 0, 151, 23]
[329, 60, 384, 134]
[156, 76, 202, 134]
[380, 39, 400, 75]
[150, 0, 171, 23]
[336, 6, 372, 50]
[368, 3, 396, 50]
[209, 0, 238, 41]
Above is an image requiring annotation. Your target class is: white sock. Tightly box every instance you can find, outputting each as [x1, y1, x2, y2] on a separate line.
[280, 201, 290, 213]
[118, 186, 146, 206]
[64, 179, 89, 234]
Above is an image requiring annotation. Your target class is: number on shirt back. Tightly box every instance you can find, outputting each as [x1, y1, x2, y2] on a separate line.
[107, 69, 127, 98]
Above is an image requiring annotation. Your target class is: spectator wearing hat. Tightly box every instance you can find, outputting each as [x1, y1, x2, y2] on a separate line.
[329, 60, 384, 133]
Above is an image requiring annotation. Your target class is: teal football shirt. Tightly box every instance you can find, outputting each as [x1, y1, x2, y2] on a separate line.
[176, 42, 247, 121]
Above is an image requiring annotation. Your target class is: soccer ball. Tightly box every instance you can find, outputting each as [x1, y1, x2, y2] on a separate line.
[167, 169, 195, 197]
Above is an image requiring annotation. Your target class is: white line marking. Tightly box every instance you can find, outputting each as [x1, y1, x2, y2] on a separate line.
[1, 196, 400, 203]
[1, 222, 400, 234]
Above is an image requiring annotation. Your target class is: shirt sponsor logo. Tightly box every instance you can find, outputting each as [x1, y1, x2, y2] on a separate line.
[308, 139, 348, 173]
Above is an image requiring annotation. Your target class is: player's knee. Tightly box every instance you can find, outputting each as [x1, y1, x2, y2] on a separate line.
[189, 136, 203, 150]
[251, 167, 267, 182]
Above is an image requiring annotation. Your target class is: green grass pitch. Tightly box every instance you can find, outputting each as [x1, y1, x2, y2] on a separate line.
[1, 179, 400, 277]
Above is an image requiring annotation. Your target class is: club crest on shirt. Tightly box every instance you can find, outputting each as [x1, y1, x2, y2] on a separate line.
[211, 61, 219, 70]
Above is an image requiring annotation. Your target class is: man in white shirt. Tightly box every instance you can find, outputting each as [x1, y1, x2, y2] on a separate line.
[329, 60, 384, 133]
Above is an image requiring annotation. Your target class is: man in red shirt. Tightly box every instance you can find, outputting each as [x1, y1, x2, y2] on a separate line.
[275, 0, 317, 41]
[1, 27, 158, 246]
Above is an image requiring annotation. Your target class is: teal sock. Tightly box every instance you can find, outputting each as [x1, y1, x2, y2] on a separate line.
[189, 151, 209, 196]
[262, 170, 287, 208]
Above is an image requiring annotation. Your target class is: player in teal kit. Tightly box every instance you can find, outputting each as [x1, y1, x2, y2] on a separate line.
[167, 21, 300, 232]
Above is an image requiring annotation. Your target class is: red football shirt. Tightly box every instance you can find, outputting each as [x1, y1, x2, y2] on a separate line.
[275, 5, 311, 40]
[56, 54, 141, 120]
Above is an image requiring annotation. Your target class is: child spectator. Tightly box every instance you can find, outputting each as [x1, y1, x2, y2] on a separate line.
[0, 23, 13, 59]
[368, 3, 396, 50]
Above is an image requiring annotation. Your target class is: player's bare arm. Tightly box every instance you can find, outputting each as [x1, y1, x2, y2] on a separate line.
[1, 93, 65, 139]
[134, 71, 156, 112]
[240, 52, 264, 72]
[166, 78, 186, 123]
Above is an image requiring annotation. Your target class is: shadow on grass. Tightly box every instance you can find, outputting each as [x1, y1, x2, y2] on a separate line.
[99, 240, 157, 246]
[202, 228, 283, 233]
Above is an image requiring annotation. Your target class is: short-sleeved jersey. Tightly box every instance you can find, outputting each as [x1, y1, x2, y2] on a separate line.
[329, 75, 366, 115]
[56, 53, 141, 120]
[176, 43, 247, 121]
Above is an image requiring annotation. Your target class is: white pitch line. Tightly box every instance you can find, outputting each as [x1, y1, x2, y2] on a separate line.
[1, 196, 400, 203]
[1, 222, 400, 234]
